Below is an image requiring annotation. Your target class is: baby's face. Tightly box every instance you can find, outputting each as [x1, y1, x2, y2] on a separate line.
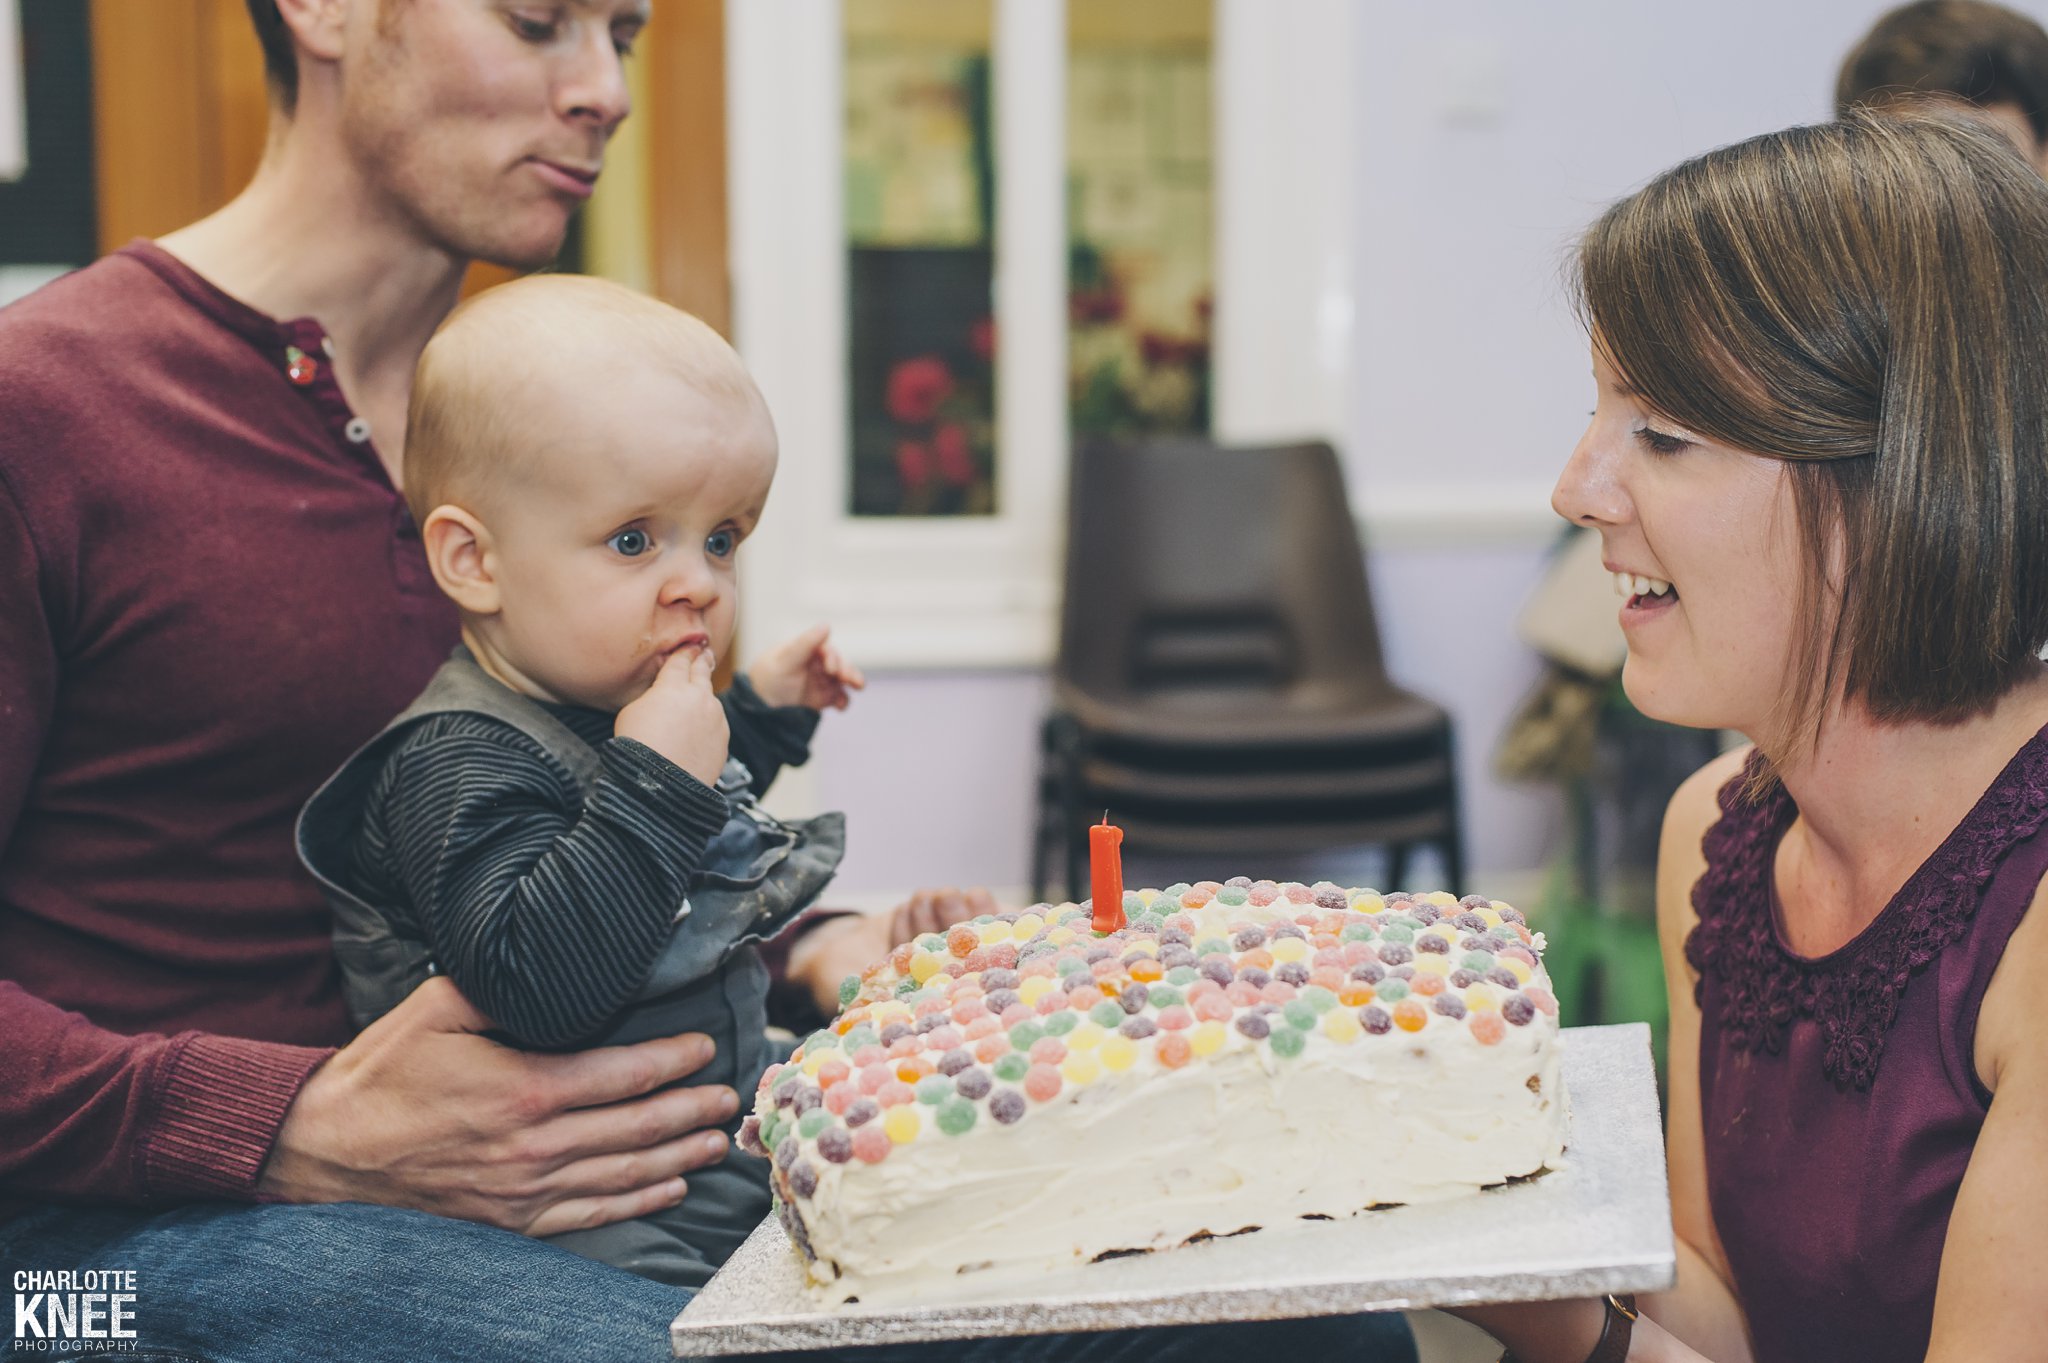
[476, 368, 777, 713]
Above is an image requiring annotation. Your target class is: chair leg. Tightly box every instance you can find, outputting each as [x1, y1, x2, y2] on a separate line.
[1047, 715, 1086, 904]
[1441, 724, 1467, 897]
[1385, 843, 1409, 893]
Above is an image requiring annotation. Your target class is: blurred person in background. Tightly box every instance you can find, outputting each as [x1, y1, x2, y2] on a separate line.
[1838, 0, 2048, 172]
[1467, 109, 2048, 1363]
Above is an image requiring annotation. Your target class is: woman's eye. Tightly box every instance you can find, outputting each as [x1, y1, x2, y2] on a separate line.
[1632, 425, 1691, 456]
[607, 528, 651, 557]
[706, 529, 737, 558]
[510, 11, 561, 43]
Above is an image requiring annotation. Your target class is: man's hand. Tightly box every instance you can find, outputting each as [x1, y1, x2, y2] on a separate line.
[258, 978, 739, 1237]
[785, 887, 1000, 1016]
[748, 623, 865, 712]
[615, 645, 728, 784]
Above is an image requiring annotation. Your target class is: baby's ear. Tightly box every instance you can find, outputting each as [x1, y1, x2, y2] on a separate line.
[420, 506, 502, 616]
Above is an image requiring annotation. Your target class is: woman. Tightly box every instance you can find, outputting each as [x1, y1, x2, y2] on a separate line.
[1472, 109, 2048, 1363]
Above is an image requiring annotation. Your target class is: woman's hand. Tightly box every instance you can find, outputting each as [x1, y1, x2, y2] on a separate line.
[257, 977, 738, 1236]
[784, 887, 1000, 1016]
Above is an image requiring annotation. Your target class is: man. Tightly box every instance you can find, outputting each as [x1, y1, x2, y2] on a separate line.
[1838, 0, 2048, 174]
[0, 4, 1417, 1359]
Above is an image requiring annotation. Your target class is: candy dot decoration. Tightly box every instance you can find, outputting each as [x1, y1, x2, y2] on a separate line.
[754, 878, 1566, 1306]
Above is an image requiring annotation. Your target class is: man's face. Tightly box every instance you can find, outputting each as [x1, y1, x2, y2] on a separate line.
[339, 0, 647, 269]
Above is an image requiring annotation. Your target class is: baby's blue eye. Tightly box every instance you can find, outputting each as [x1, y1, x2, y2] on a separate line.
[608, 528, 651, 557]
[706, 529, 736, 558]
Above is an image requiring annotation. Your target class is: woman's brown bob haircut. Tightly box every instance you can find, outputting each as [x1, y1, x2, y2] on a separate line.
[1576, 109, 2048, 760]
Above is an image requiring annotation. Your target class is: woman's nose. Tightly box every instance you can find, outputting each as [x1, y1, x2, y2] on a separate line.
[1552, 425, 1629, 529]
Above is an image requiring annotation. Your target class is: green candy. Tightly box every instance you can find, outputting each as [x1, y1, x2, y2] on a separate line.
[1008, 1020, 1045, 1049]
[915, 933, 945, 952]
[916, 1076, 952, 1106]
[1195, 937, 1233, 957]
[1055, 955, 1089, 977]
[798, 1110, 830, 1139]
[1380, 922, 1416, 944]
[842, 1025, 878, 1051]
[837, 976, 861, 1008]
[1147, 986, 1184, 1009]
[937, 1098, 979, 1135]
[893, 977, 921, 998]
[1091, 1001, 1125, 1029]
[1283, 1000, 1318, 1031]
[1216, 886, 1249, 907]
[773, 1070, 802, 1096]
[807, 1029, 839, 1053]
[1162, 883, 1193, 899]
[1166, 965, 1200, 986]
[1463, 950, 1497, 972]
[1270, 1027, 1307, 1058]
[761, 1113, 785, 1151]
[1043, 1010, 1078, 1036]
[1341, 923, 1377, 942]
[1299, 986, 1337, 1014]
[1122, 891, 1146, 914]
[1376, 979, 1410, 1002]
[994, 1052, 1031, 1083]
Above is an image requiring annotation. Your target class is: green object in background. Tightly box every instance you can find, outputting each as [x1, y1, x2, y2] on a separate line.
[1528, 859, 1670, 1089]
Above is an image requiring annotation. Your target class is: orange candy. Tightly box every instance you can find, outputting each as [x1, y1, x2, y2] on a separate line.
[1411, 973, 1446, 997]
[1470, 1013, 1506, 1045]
[1128, 958, 1165, 983]
[946, 926, 979, 958]
[1392, 999, 1428, 1032]
[896, 1057, 934, 1082]
[1338, 983, 1375, 1007]
[1157, 1032, 1193, 1068]
[1308, 966, 1347, 992]
[1238, 948, 1275, 972]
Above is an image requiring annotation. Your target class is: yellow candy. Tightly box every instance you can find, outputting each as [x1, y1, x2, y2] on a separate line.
[884, 1106, 922, 1143]
[1426, 891, 1458, 907]
[1066, 1021, 1106, 1051]
[801, 1052, 827, 1076]
[1014, 914, 1045, 938]
[910, 952, 944, 984]
[1501, 957, 1533, 984]
[1350, 893, 1385, 914]
[979, 920, 1014, 944]
[1099, 1035, 1138, 1071]
[1321, 1009, 1362, 1043]
[1465, 983, 1499, 1011]
[1018, 976, 1055, 1005]
[1477, 907, 1504, 929]
[1190, 1021, 1227, 1056]
[1060, 1052, 1103, 1086]
[1489, 899, 1514, 915]
[1269, 936, 1310, 964]
[1048, 927, 1077, 946]
[1413, 953, 1452, 976]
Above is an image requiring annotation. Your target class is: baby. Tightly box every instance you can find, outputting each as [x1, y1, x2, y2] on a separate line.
[297, 275, 861, 1287]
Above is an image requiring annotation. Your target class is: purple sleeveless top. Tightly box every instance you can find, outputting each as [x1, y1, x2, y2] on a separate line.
[1686, 730, 2048, 1363]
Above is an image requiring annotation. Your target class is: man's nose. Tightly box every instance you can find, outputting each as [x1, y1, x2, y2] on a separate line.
[558, 28, 631, 136]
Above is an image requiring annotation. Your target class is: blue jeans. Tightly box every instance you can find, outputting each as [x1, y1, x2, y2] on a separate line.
[2, 1202, 1418, 1363]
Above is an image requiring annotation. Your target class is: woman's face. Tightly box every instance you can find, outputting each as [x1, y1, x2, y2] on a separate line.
[1551, 344, 1811, 737]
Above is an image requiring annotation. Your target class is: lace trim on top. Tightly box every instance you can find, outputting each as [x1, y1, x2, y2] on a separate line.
[1683, 733, 2048, 1090]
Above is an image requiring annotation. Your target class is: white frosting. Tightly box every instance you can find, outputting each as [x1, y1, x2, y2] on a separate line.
[798, 997, 1566, 1304]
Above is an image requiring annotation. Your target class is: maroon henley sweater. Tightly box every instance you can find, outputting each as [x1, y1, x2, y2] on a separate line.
[0, 243, 460, 1216]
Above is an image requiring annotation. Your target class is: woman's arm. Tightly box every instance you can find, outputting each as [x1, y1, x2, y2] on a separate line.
[1920, 876, 2048, 1360]
[1462, 748, 1757, 1363]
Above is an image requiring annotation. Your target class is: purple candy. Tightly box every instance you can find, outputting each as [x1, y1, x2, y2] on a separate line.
[1360, 1005, 1393, 1034]
[1412, 904, 1442, 925]
[1225, 876, 1253, 888]
[1488, 967, 1521, 990]
[775, 1136, 799, 1169]
[1232, 927, 1268, 951]
[1454, 912, 1487, 931]
[1119, 1015, 1159, 1040]
[789, 1159, 819, 1199]
[985, 988, 1022, 1014]
[1119, 983, 1150, 1014]
[955, 1068, 994, 1100]
[792, 1086, 823, 1115]
[1378, 943, 1414, 967]
[844, 1098, 879, 1128]
[1274, 961, 1311, 987]
[1161, 945, 1198, 970]
[1499, 906, 1527, 925]
[1269, 923, 1308, 941]
[1235, 1012, 1272, 1040]
[1416, 934, 1449, 955]
[1349, 961, 1387, 984]
[1084, 945, 1116, 964]
[1460, 894, 1490, 908]
[990, 1089, 1027, 1124]
[915, 1014, 945, 1035]
[1314, 888, 1347, 910]
[816, 1127, 854, 1164]
[1199, 958, 1235, 986]
[1238, 967, 1273, 990]
[1121, 949, 1152, 968]
[880, 1022, 913, 1045]
[1392, 964, 1416, 979]
[1433, 994, 1467, 1019]
[1503, 994, 1537, 1026]
[937, 1048, 974, 1076]
[1449, 969, 1479, 989]
[1160, 927, 1193, 948]
[982, 968, 1021, 991]
[737, 1115, 764, 1156]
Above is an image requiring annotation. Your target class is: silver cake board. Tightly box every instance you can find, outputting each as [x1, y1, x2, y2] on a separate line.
[671, 1022, 1673, 1357]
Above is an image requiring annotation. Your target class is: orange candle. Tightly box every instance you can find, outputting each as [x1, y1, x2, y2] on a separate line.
[1090, 815, 1125, 933]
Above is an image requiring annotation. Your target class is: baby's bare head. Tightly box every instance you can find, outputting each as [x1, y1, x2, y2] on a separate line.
[405, 275, 770, 527]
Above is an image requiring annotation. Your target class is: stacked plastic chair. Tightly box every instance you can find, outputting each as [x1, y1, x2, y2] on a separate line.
[1031, 437, 1463, 901]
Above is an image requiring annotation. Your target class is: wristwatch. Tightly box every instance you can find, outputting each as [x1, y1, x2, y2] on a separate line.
[1498, 1294, 1638, 1363]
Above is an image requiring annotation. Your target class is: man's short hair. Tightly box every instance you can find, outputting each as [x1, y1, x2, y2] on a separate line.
[244, 1, 299, 110]
[1838, 0, 2048, 143]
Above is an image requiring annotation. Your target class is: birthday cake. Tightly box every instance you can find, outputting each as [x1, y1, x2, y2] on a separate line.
[739, 879, 1567, 1304]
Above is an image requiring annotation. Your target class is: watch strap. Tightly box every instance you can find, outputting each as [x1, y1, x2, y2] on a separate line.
[1498, 1294, 1638, 1363]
